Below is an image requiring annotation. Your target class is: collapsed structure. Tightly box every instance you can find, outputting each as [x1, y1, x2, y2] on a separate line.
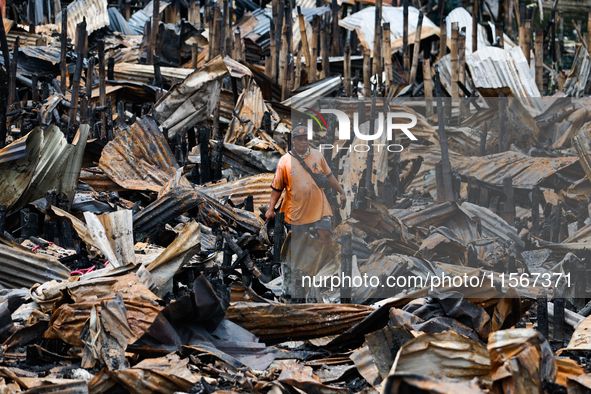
[2, 0, 591, 392]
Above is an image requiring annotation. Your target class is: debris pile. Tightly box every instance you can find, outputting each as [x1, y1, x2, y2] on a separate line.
[2, 0, 591, 393]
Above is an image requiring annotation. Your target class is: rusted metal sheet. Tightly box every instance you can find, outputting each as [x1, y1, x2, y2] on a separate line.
[567, 315, 591, 350]
[152, 56, 230, 137]
[98, 116, 178, 192]
[488, 328, 557, 393]
[573, 122, 591, 183]
[390, 331, 491, 385]
[225, 303, 374, 344]
[339, 6, 439, 54]
[48, 273, 163, 348]
[382, 373, 488, 394]
[466, 46, 544, 112]
[56, 0, 109, 39]
[224, 78, 284, 153]
[199, 173, 275, 212]
[0, 238, 70, 289]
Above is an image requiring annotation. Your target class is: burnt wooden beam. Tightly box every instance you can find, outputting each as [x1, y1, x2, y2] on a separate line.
[68, 21, 86, 140]
[408, 11, 423, 84]
[434, 65, 455, 202]
[8, 37, 19, 106]
[340, 231, 352, 303]
[535, 29, 543, 92]
[531, 185, 540, 237]
[498, 93, 507, 152]
[503, 175, 515, 226]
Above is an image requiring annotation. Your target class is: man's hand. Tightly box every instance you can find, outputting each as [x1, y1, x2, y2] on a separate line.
[339, 192, 347, 209]
[265, 207, 276, 220]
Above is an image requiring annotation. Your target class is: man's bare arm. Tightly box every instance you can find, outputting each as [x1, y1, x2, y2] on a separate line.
[327, 174, 347, 209]
[265, 189, 283, 220]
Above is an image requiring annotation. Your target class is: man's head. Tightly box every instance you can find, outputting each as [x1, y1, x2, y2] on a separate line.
[292, 125, 309, 155]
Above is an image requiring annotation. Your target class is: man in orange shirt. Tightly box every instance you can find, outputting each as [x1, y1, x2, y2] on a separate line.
[265, 125, 346, 244]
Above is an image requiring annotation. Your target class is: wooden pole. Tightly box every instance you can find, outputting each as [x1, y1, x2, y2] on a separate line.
[458, 28, 468, 118]
[409, 11, 423, 84]
[151, 0, 160, 65]
[311, 15, 319, 83]
[321, 21, 330, 79]
[498, 93, 507, 152]
[8, 37, 18, 106]
[29, 0, 35, 34]
[279, 24, 289, 100]
[373, 0, 382, 88]
[363, 48, 371, 97]
[270, 19, 276, 81]
[588, 8, 591, 53]
[297, 7, 313, 84]
[450, 22, 459, 98]
[535, 29, 543, 92]
[331, 0, 340, 56]
[68, 21, 86, 140]
[402, 0, 409, 79]
[472, 0, 478, 53]
[434, 65, 455, 202]
[98, 40, 106, 140]
[496, 23, 504, 49]
[340, 231, 352, 303]
[423, 58, 433, 117]
[532, 185, 540, 237]
[383, 23, 392, 90]
[192, 43, 198, 68]
[60, 6, 67, 92]
[438, 20, 446, 61]
[344, 44, 351, 96]
[479, 122, 487, 156]
[83, 56, 94, 123]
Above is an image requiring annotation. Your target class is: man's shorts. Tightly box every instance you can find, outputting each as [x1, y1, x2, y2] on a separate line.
[290, 216, 332, 234]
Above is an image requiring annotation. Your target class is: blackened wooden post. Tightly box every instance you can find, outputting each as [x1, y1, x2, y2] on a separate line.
[372, 0, 382, 88]
[383, 23, 392, 90]
[0, 206, 5, 235]
[29, 0, 36, 34]
[244, 195, 254, 212]
[554, 287, 565, 342]
[198, 126, 210, 183]
[479, 122, 488, 156]
[331, 0, 340, 56]
[273, 212, 284, 265]
[60, 7, 67, 92]
[85, 56, 94, 120]
[343, 45, 351, 96]
[423, 58, 433, 117]
[537, 296, 549, 338]
[0, 67, 7, 149]
[435, 161, 445, 203]
[467, 179, 479, 203]
[402, 0, 409, 79]
[450, 22, 459, 99]
[311, 15, 319, 82]
[503, 175, 515, 226]
[31, 74, 39, 102]
[98, 40, 106, 139]
[297, 7, 312, 85]
[496, 22, 504, 49]
[409, 11, 423, 84]
[532, 185, 540, 237]
[535, 29, 543, 92]
[467, 245, 478, 267]
[551, 203, 562, 243]
[434, 66, 455, 202]
[68, 21, 86, 140]
[151, 0, 160, 65]
[107, 57, 114, 80]
[341, 231, 352, 303]
[498, 93, 507, 152]
[269, 19, 276, 81]
[472, 0, 478, 53]
[321, 20, 330, 78]
[192, 43, 198, 68]
[479, 187, 488, 207]
[8, 37, 19, 106]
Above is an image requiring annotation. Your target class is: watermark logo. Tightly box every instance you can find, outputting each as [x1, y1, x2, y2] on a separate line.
[305, 109, 418, 153]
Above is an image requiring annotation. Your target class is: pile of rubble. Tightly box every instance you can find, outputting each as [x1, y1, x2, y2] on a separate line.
[3, 0, 591, 392]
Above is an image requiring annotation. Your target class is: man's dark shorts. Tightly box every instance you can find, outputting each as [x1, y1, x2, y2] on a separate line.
[289, 216, 332, 234]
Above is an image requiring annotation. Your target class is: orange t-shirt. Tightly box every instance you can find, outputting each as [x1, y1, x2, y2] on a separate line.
[271, 149, 333, 225]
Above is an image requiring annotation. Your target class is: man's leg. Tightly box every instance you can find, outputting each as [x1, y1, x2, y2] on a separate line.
[317, 229, 332, 244]
[315, 216, 333, 244]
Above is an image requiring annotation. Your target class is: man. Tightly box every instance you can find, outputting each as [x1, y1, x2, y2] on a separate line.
[266, 125, 346, 244]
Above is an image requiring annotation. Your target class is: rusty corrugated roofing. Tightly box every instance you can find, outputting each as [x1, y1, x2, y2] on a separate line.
[56, 0, 110, 39]
[199, 173, 275, 212]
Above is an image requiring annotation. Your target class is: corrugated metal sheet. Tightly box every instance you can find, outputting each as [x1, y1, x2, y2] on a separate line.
[0, 238, 70, 289]
[282, 76, 341, 109]
[339, 6, 439, 53]
[434, 53, 475, 95]
[98, 116, 178, 192]
[153, 55, 229, 137]
[199, 173, 275, 212]
[19, 46, 60, 64]
[113, 62, 194, 83]
[56, 0, 110, 39]
[466, 46, 544, 112]
[127, 0, 170, 36]
[452, 151, 580, 189]
[563, 44, 591, 98]
[445, 7, 490, 55]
